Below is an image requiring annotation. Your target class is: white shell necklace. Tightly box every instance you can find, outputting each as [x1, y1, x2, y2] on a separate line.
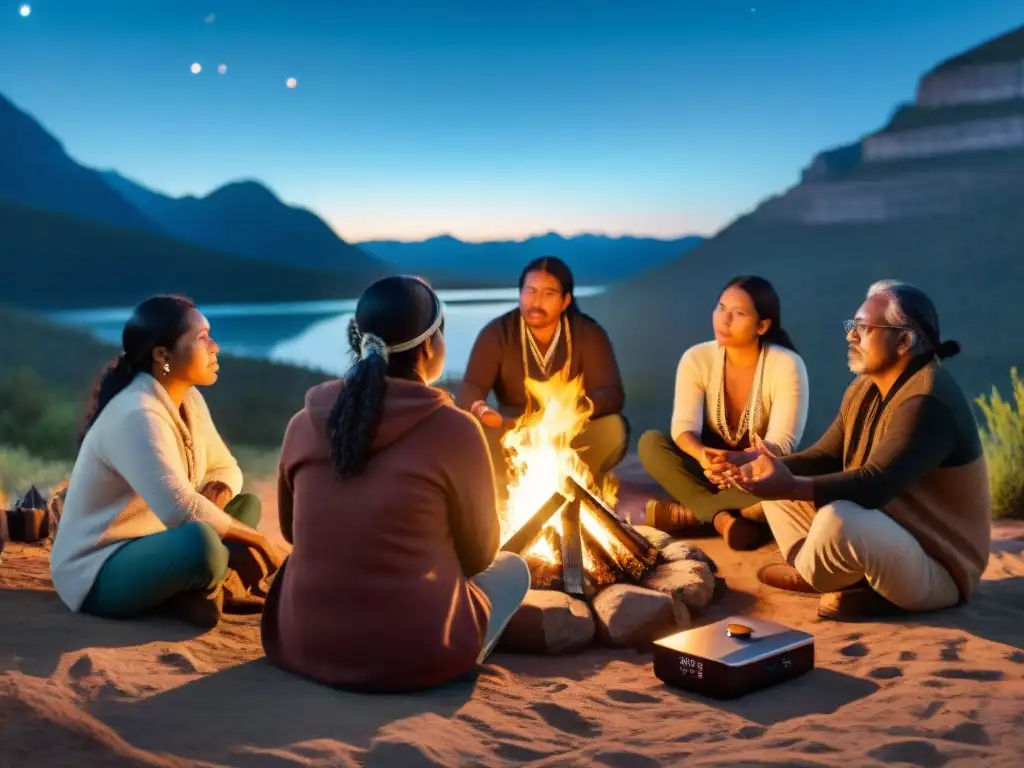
[714, 344, 767, 447]
[520, 314, 571, 378]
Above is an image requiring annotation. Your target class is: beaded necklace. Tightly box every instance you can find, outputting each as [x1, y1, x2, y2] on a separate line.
[714, 345, 766, 447]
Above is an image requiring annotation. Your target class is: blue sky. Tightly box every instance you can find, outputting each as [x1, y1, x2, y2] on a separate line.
[0, 1, 1020, 241]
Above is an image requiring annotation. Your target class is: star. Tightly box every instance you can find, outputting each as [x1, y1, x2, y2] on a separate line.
[19, 4, 31, 17]
[218, 63, 227, 75]
[205, 13, 216, 24]
[191, 62, 202, 74]
[286, 77, 298, 89]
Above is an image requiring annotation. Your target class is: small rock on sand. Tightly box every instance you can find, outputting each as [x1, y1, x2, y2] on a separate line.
[659, 541, 717, 572]
[591, 584, 678, 649]
[497, 590, 595, 654]
[643, 559, 716, 611]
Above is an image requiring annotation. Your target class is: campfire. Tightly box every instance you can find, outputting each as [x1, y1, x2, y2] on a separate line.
[498, 369, 661, 598]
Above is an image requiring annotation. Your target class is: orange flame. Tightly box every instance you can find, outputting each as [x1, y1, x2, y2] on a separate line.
[499, 368, 620, 564]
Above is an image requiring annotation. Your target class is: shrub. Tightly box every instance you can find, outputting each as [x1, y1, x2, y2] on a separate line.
[0, 445, 73, 499]
[976, 367, 1024, 520]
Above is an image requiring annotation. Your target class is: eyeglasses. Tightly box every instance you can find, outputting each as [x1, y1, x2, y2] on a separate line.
[844, 319, 908, 335]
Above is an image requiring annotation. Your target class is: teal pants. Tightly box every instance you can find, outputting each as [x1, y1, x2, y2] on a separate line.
[81, 493, 262, 619]
[637, 430, 757, 523]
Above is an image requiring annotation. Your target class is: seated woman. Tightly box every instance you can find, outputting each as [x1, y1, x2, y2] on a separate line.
[638, 275, 809, 550]
[50, 295, 282, 629]
[261, 275, 531, 693]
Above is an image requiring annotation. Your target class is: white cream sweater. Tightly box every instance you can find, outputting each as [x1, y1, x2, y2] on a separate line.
[670, 340, 810, 456]
[50, 373, 242, 611]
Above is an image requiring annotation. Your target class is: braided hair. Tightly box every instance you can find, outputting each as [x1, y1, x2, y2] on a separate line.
[327, 276, 444, 478]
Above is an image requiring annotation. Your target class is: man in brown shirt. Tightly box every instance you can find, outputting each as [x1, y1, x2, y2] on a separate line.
[456, 256, 629, 487]
[715, 280, 990, 621]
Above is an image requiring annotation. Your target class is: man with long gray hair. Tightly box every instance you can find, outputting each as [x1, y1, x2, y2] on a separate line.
[710, 280, 990, 620]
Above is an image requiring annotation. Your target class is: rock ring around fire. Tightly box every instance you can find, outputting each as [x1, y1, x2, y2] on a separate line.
[496, 526, 718, 655]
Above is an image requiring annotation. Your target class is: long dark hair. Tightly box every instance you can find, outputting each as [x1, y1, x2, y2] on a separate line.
[722, 275, 797, 353]
[328, 276, 443, 479]
[79, 295, 196, 445]
[518, 256, 580, 315]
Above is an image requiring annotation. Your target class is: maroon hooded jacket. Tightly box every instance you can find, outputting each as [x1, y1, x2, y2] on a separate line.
[260, 378, 501, 692]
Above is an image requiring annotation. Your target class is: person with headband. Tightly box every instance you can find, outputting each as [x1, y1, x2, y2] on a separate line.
[262, 275, 530, 692]
[711, 280, 990, 621]
[457, 256, 628, 489]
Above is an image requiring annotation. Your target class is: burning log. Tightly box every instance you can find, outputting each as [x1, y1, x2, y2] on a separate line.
[566, 477, 660, 569]
[526, 528, 563, 589]
[560, 498, 585, 596]
[581, 529, 620, 587]
[501, 491, 568, 556]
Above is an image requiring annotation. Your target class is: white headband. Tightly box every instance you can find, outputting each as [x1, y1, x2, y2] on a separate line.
[357, 290, 444, 364]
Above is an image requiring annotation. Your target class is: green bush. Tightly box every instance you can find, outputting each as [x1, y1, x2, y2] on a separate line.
[0, 368, 80, 461]
[976, 367, 1024, 520]
[0, 445, 72, 499]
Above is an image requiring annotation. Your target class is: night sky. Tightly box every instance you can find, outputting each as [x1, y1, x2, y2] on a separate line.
[1, 1, 1019, 241]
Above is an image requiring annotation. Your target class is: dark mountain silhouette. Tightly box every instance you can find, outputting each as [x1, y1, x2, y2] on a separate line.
[593, 25, 1024, 446]
[359, 232, 704, 285]
[0, 195, 382, 310]
[100, 171, 389, 280]
[0, 94, 159, 233]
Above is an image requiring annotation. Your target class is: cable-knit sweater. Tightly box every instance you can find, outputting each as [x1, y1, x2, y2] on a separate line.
[50, 373, 242, 611]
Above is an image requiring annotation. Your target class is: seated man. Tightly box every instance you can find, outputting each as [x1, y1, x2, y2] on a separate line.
[457, 256, 629, 487]
[715, 280, 990, 621]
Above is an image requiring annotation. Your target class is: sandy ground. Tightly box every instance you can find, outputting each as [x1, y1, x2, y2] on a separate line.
[2, 458, 1023, 767]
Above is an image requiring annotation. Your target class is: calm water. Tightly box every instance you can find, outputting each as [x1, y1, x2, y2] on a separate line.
[49, 286, 607, 378]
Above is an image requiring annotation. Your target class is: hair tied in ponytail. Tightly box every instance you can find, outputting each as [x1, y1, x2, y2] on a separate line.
[359, 332, 389, 363]
[935, 339, 961, 360]
[114, 352, 132, 374]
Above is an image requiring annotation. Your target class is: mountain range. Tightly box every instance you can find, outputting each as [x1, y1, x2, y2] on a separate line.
[592, 25, 1024, 444]
[0, 91, 702, 309]
[358, 233, 704, 285]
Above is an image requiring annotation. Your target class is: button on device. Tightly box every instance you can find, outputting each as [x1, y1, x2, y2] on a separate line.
[726, 623, 753, 639]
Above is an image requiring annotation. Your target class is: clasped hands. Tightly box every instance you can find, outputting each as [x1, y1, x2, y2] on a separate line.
[700, 435, 797, 499]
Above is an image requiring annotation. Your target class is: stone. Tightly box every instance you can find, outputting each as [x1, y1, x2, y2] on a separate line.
[659, 541, 718, 573]
[643, 559, 716, 612]
[497, 590, 595, 655]
[631, 525, 674, 550]
[591, 584, 678, 649]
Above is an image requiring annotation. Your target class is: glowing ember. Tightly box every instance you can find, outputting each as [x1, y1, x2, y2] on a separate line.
[499, 367, 623, 570]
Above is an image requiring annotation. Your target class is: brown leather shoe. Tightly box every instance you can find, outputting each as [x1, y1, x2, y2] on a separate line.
[756, 563, 819, 594]
[644, 499, 701, 533]
[818, 585, 907, 622]
[713, 511, 761, 551]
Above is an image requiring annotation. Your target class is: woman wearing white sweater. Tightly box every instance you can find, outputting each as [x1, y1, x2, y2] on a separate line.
[638, 276, 809, 550]
[50, 295, 281, 628]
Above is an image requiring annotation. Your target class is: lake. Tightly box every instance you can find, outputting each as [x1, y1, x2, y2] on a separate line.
[49, 286, 608, 378]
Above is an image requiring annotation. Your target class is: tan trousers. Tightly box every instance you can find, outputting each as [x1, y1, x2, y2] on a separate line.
[761, 499, 961, 612]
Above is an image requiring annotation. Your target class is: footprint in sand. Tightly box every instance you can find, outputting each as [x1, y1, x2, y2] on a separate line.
[157, 651, 209, 674]
[733, 724, 766, 740]
[899, 650, 918, 661]
[939, 638, 965, 662]
[867, 739, 951, 767]
[529, 702, 602, 738]
[839, 641, 870, 658]
[494, 742, 550, 762]
[606, 689, 662, 704]
[869, 666, 904, 680]
[933, 668, 1004, 682]
[941, 722, 991, 746]
[1007, 650, 1024, 664]
[68, 655, 95, 679]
